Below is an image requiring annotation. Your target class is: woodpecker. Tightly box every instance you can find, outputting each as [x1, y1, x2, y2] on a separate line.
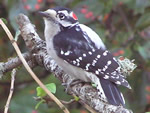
[38, 7, 131, 107]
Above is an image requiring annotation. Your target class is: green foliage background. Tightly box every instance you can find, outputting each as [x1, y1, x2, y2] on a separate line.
[0, 0, 150, 113]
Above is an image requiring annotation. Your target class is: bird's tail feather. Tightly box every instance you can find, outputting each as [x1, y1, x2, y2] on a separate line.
[100, 78, 125, 106]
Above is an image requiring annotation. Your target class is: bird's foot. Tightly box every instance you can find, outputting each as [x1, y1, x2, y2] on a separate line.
[62, 79, 84, 93]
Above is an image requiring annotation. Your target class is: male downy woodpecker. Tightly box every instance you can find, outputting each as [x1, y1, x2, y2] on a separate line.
[38, 7, 131, 107]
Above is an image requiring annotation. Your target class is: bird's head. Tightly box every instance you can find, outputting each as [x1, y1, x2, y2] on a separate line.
[38, 7, 78, 28]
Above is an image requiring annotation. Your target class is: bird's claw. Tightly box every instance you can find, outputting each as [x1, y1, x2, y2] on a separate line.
[62, 79, 84, 93]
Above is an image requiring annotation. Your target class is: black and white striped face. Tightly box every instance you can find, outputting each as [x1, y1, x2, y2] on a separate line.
[39, 7, 78, 27]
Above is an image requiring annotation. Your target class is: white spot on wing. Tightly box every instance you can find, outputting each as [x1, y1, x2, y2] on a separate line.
[85, 67, 89, 71]
[98, 69, 101, 72]
[85, 63, 90, 70]
[102, 65, 108, 71]
[111, 71, 117, 75]
[115, 75, 119, 79]
[122, 79, 125, 83]
[103, 51, 108, 56]
[105, 65, 108, 69]
[76, 59, 80, 62]
[88, 51, 92, 55]
[83, 53, 86, 57]
[87, 63, 90, 66]
[103, 75, 109, 79]
[61, 50, 64, 55]
[116, 66, 121, 71]
[92, 49, 95, 52]
[92, 60, 97, 66]
[93, 60, 97, 63]
[111, 76, 115, 79]
[76, 63, 80, 66]
[64, 51, 71, 56]
[97, 55, 101, 58]
[79, 57, 82, 60]
[95, 70, 99, 75]
[113, 57, 117, 62]
[107, 61, 111, 65]
[115, 81, 121, 85]
[73, 61, 76, 64]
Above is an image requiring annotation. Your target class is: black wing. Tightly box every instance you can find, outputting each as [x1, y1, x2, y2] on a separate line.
[53, 25, 131, 89]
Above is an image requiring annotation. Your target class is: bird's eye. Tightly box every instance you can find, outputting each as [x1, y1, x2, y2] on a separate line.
[58, 13, 65, 20]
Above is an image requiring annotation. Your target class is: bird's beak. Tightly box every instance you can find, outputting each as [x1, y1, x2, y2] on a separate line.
[38, 11, 49, 18]
[38, 9, 56, 19]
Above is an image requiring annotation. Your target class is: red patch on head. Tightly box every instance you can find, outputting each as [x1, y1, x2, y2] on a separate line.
[72, 12, 78, 20]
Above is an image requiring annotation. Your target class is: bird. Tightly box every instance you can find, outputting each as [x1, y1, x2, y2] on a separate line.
[38, 6, 131, 107]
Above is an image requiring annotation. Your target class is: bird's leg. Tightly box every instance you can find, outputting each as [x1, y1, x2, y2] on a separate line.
[62, 79, 84, 93]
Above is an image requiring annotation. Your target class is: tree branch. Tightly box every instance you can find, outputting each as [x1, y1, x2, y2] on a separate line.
[0, 52, 32, 76]
[4, 69, 16, 113]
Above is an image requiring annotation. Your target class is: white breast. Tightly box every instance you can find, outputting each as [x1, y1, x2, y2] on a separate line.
[47, 45, 90, 82]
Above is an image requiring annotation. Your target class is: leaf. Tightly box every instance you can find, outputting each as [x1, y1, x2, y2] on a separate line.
[14, 30, 21, 41]
[136, 13, 150, 29]
[46, 83, 56, 94]
[35, 99, 45, 110]
[0, 18, 8, 24]
[91, 83, 97, 88]
[36, 83, 56, 97]
[10, 86, 49, 113]
[73, 95, 79, 101]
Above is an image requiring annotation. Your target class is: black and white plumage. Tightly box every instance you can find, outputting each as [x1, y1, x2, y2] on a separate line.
[39, 7, 131, 107]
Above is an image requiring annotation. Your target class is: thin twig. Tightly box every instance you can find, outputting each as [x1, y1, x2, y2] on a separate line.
[34, 97, 76, 105]
[60, 99, 75, 105]
[0, 19, 70, 113]
[4, 69, 16, 113]
[35, 96, 75, 103]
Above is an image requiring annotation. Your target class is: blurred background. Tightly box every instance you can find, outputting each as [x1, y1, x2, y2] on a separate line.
[0, 0, 150, 113]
